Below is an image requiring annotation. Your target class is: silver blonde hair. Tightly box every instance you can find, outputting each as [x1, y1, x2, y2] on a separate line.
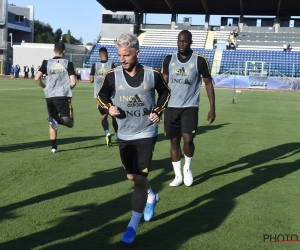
[115, 33, 139, 50]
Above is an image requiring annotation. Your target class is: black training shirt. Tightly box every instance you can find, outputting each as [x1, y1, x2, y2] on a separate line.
[39, 56, 75, 76]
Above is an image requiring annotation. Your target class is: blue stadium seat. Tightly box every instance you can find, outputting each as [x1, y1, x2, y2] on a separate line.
[84, 44, 215, 71]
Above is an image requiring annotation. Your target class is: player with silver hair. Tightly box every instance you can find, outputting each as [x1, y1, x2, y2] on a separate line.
[98, 33, 170, 244]
[115, 33, 139, 50]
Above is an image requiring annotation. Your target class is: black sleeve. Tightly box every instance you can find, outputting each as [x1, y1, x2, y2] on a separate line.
[38, 60, 47, 74]
[67, 62, 75, 76]
[153, 70, 171, 116]
[90, 64, 96, 75]
[197, 56, 211, 78]
[97, 71, 116, 114]
[161, 55, 172, 75]
[111, 63, 117, 69]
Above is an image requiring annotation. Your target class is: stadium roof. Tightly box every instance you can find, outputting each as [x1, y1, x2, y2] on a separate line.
[96, 0, 300, 17]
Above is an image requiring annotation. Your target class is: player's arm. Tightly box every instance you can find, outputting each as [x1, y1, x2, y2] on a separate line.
[97, 71, 117, 115]
[90, 64, 95, 83]
[149, 70, 171, 123]
[161, 54, 171, 85]
[198, 56, 216, 125]
[68, 62, 77, 89]
[35, 60, 46, 89]
[203, 77, 215, 124]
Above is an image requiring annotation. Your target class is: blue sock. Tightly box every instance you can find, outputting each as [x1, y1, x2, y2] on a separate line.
[105, 130, 110, 135]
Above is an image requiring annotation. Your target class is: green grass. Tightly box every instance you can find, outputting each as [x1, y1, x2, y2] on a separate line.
[0, 78, 300, 250]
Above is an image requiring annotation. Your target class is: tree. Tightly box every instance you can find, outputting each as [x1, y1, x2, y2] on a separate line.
[34, 20, 83, 45]
[62, 31, 83, 45]
[65, 30, 72, 44]
[54, 28, 63, 42]
[34, 20, 55, 43]
[86, 42, 93, 46]
[35, 32, 56, 44]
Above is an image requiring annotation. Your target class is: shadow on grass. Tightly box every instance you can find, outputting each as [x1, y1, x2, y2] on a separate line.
[134, 159, 300, 249]
[193, 142, 300, 186]
[0, 136, 102, 153]
[1, 143, 300, 249]
[156, 123, 231, 142]
[0, 167, 126, 223]
[0, 196, 131, 250]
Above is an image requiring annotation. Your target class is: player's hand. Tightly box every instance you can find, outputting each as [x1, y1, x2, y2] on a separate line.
[207, 109, 216, 125]
[149, 112, 160, 123]
[109, 106, 120, 116]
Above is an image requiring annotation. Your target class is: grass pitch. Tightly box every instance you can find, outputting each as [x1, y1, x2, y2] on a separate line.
[0, 79, 300, 250]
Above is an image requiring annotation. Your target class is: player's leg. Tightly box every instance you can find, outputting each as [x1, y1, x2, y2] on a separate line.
[46, 99, 59, 153]
[119, 137, 158, 244]
[138, 137, 160, 222]
[169, 136, 183, 186]
[164, 107, 183, 187]
[49, 127, 58, 153]
[99, 107, 112, 146]
[54, 98, 74, 128]
[112, 116, 118, 141]
[118, 139, 139, 244]
[181, 107, 198, 186]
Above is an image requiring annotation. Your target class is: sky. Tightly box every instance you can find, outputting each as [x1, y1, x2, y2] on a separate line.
[8, 1, 297, 45]
[9, 0, 104, 44]
[8, 0, 233, 44]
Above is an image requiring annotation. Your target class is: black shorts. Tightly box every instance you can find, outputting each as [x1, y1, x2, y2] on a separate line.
[95, 100, 106, 115]
[46, 98, 74, 120]
[118, 136, 157, 177]
[164, 107, 198, 139]
[97, 105, 106, 115]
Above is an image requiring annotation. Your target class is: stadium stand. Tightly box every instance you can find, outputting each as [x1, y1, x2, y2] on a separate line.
[140, 29, 208, 47]
[85, 29, 214, 70]
[219, 50, 300, 77]
[84, 42, 215, 71]
[215, 31, 231, 43]
[236, 32, 300, 51]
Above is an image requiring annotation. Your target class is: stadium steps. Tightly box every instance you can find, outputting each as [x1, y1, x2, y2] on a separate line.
[205, 31, 216, 49]
[211, 51, 223, 74]
[138, 32, 147, 45]
[215, 31, 230, 43]
[141, 29, 207, 47]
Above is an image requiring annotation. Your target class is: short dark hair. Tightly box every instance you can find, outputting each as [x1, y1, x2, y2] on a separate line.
[99, 47, 107, 53]
[178, 30, 192, 41]
[54, 42, 66, 53]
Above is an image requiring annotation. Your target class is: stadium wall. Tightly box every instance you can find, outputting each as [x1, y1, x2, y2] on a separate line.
[101, 10, 135, 39]
[101, 23, 134, 39]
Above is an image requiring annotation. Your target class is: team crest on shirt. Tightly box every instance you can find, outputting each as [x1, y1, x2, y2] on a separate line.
[143, 82, 149, 90]
[171, 62, 176, 67]
[97, 67, 107, 77]
[50, 61, 66, 75]
[189, 63, 195, 69]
